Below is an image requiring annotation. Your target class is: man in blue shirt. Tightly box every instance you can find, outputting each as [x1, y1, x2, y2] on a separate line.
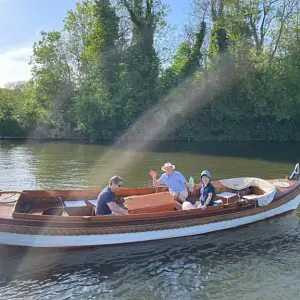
[149, 162, 189, 203]
[96, 175, 128, 216]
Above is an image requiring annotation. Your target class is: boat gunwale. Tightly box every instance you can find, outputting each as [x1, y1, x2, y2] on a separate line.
[0, 185, 299, 237]
[1, 179, 299, 227]
[0, 180, 298, 232]
[7, 202, 255, 226]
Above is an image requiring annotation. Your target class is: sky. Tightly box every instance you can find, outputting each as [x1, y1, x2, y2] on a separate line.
[0, 0, 190, 87]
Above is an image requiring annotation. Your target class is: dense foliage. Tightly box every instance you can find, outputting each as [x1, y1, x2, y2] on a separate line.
[1, 0, 300, 141]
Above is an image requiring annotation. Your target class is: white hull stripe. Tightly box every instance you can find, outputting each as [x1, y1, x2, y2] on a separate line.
[1, 195, 300, 248]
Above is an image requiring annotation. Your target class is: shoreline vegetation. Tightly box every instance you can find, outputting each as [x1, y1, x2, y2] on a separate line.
[1, 0, 300, 142]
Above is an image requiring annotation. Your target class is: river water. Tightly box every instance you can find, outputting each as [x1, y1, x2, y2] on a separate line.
[1, 140, 300, 299]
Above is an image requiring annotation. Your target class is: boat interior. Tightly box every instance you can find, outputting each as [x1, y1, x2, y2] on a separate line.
[0, 180, 281, 221]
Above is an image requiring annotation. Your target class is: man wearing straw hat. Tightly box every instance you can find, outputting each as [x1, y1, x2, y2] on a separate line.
[149, 162, 189, 203]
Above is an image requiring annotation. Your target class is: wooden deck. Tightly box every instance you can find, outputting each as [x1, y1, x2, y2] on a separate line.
[0, 192, 21, 219]
[0, 204, 14, 219]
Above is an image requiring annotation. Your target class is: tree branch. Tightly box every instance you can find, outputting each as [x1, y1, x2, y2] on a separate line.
[249, 14, 260, 53]
[218, 0, 224, 17]
[120, 0, 142, 28]
[211, 0, 217, 21]
[270, 0, 295, 61]
[259, 3, 267, 45]
[263, 15, 276, 37]
[146, 0, 153, 25]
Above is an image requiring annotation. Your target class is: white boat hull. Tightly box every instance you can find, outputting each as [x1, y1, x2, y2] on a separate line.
[1, 195, 300, 248]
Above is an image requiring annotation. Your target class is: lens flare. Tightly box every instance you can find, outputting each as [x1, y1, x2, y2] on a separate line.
[88, 55, 244, 186]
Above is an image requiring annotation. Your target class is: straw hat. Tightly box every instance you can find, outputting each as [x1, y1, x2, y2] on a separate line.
[161, 162, 175, 172]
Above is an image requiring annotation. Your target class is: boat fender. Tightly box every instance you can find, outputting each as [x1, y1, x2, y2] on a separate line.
[213, 200, 223, 206]
[182, 201, 195, 210]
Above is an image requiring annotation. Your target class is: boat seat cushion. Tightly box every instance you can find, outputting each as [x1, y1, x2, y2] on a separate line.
[88, 199, 98, 206]
[64, 200, 87, 207]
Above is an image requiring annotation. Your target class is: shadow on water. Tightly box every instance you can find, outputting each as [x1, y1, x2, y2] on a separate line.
[2, 139, 300, 164]
[1, 214, 300, 299]
[118, 140, 300, 165]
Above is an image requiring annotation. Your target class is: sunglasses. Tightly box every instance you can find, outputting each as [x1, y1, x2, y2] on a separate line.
[117, 183, 123, 187]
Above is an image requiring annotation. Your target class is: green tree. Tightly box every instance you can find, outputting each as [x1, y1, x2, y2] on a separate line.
[71, 0, 123, 140]
[117, 0, 166, 121]
[30, 30, 74, 137]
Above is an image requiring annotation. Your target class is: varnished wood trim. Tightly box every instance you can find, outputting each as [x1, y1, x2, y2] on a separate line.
[1, 186, 299, 235]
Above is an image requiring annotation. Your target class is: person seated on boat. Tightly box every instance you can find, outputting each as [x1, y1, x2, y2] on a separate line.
[195, 170, 215, 210]
[96, 175, 128, 216]
[149, 162, 189, 203]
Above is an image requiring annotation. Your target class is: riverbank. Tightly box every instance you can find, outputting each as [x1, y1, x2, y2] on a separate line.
[2, 134, 300, 143]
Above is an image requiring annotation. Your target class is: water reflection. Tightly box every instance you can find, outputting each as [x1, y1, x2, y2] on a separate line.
[150, 141, 300, 163]
[0, 142, 37, 190]
[1, 140, 299, 190]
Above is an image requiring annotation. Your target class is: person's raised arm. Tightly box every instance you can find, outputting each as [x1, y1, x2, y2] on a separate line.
[149, 170, 160, 187]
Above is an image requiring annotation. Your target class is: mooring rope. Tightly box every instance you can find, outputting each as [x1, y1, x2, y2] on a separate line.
[0, 192, 18, 204]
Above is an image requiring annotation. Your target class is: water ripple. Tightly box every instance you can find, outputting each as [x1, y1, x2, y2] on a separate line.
[1, 141, 300, 299]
